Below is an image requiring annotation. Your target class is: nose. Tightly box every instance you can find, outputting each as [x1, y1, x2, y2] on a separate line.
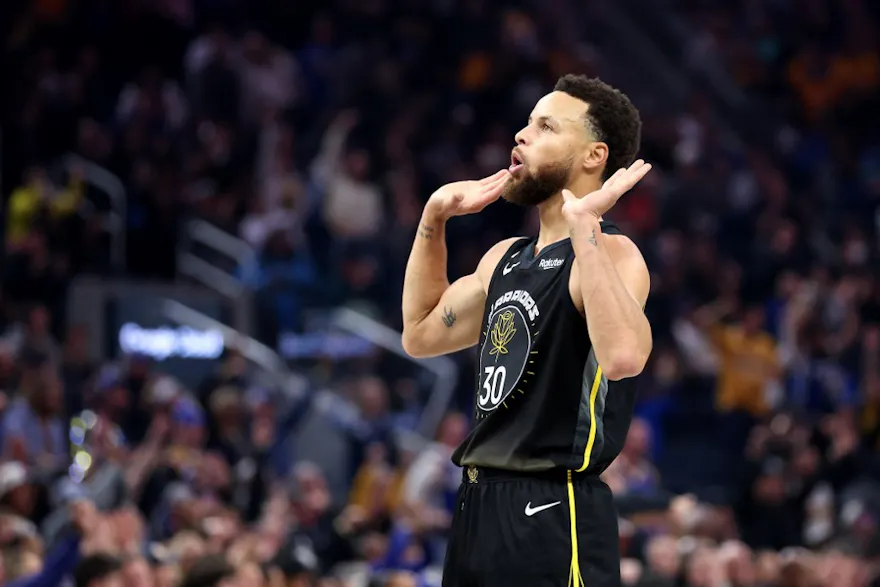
[514, 127, 528, 146]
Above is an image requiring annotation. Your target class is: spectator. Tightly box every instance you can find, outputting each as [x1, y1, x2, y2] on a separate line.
[696, 301, 781, 417]
[73, 554, 123, 587]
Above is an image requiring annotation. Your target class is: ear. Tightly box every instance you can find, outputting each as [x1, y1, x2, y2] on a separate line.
[581, 142, 608, 174]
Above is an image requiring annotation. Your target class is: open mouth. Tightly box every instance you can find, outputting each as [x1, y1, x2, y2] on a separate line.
[509, 151, 524, 174]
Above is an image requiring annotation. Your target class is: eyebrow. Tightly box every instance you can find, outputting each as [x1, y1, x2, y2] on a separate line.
[527, 114, 580, 128]
[528, 115, 556, 126]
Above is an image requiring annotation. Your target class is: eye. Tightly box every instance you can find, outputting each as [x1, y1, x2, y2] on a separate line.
[541, 123, 553, 132]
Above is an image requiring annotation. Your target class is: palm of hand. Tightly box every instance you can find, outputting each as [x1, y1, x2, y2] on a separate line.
[562, 159, 652, 223]
[428, 169, 511, 219]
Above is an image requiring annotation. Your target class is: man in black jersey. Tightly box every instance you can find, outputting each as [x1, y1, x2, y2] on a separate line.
[401, 75, 652, 587]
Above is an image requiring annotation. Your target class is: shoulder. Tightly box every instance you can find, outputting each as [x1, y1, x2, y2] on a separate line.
[604, 233, 647, 268]
[475, 237, 527, 287]
[609, 236, 650, 306]
[570, 233, 650, 308]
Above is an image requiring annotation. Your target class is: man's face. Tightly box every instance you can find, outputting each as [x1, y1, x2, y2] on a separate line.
[502, 91, 591, 206]
[96, 572, 124, 587]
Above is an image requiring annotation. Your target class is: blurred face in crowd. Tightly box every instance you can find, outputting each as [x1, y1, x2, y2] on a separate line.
[687, 548, 725, 587]
[122, 558, 153, 587]
[153, 564, 178, 587]
[92, 571, 124, 587]
[127, 355, 151, 383]
[0, 345, 13, 386]
[358, 377, 388, 420]
[345, 149, 371, 181]
[503, 91, 597, 206]
[4, 482, 36, 517]
[197, 453, 232, 492]
[172, 417, 205, 449]
[437, 412, 467, 447]
[28, 306, 50, 336]
[819, 554, 867, 587]
[242, 31, 271, 63]
[742, 306, 765, 336]
[645, 536, 680, 578]
[755, 551, 780, 585]
[385, 572, 418, 587]
[65, 325, 89, 361]
[104, 383, 131, 417]
[622, 418, 651, 460]
[753, 472, 786, 505]
[25, 167, 49, 190]
[775, 271, 801, 300]
[293, 465, 331, 518]
[721, 541, 757, 586]
[236, 562, 264, 587]
[222, 351, 247, 381]
[34, 372, 62, 416]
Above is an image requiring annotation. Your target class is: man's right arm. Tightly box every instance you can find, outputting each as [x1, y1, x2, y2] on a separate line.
[401, 211, 515, 358]
[401, 170, 513, 358]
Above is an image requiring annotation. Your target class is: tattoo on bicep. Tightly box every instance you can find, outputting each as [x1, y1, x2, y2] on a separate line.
[417, 223, 435, 240]
[587, 229, 598, 247]
[441, 306, 456, 328]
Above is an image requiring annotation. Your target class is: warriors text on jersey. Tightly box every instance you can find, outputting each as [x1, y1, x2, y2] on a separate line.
[451, 221, 640, 474]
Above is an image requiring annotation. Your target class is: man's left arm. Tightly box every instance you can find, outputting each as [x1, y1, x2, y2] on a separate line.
[570, 218, 652, 380]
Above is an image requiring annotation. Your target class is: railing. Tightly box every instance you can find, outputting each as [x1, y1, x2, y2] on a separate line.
[162, 298, 369, 499]
[595, 0, 693, 105]
[331, 307, 459, 442]
[177, 219, 257, 300]
[614, 0, 776, 146]
[60, 154, 128, 271]
[161, 298, 304, 398]
[175, 222, 451, 443]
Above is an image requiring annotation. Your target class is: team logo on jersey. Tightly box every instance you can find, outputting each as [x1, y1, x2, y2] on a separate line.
[476, 290, 540, 415]
[489, 310, 517, 357]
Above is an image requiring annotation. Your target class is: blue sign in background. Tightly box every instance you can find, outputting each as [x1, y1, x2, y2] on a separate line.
[104, 294, 231, 389]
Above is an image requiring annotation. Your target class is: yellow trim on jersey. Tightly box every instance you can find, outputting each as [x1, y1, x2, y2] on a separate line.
[576, 366, 604, 473]
[566, 471, 585, 587]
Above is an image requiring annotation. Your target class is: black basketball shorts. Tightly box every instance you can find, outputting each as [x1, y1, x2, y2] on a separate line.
[442, 467, 621, 587]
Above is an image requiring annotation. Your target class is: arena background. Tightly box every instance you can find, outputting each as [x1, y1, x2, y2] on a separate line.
[1, 0, 879, 585]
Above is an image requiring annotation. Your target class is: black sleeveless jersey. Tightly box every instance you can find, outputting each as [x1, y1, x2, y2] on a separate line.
[451, 221, 640, 475]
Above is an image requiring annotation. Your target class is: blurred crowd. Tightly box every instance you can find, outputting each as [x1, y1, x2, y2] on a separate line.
[1, 0, 880, 586]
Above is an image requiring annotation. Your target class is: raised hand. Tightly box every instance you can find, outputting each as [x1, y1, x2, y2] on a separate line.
[425, 169, 511, 221]
[561, 159, 652, 224]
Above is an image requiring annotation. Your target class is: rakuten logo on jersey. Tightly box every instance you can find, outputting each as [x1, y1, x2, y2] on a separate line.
[538, 258, 564, 270]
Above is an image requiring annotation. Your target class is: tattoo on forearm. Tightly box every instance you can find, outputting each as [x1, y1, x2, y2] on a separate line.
[587, 229, 598, 247]
[441, 306, 456, 328]
[417, 223, 435, 240]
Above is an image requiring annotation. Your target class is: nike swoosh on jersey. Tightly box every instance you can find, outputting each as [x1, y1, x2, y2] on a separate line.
[524, 501, 562, 516]
[502, 262, 520, 275]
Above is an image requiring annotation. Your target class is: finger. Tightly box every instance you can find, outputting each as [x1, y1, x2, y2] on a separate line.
[476, 184, 505, 204]
[478, 169, 509, 186]
[561, 189, 576, 203]
[481, 172, 512, 196]
[471, 184, 505, 209]
[616, 162, 652, 192]
[484, 170, 512, 189]
[602, 167, 627, 189]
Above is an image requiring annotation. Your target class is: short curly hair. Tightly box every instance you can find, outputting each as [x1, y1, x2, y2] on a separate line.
[554, 74, 642, 181]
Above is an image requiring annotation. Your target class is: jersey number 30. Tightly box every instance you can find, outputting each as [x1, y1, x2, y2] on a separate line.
[479, 366, 507, 407]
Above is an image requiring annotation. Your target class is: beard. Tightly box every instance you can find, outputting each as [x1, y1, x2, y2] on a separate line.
[501, 158, 574, 206]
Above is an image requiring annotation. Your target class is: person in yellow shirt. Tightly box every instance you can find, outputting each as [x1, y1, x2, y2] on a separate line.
[6, 166, 84, 249]
[6, 167, 50, 248]
[698, 302, 782, 417]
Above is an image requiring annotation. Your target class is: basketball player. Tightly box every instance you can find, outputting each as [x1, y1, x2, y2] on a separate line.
[401, 75, 652, 587]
